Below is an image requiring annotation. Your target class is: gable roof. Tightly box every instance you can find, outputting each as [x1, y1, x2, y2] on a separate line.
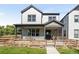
[21, 5, 43, 13]
[60, 5, 79, 22]
[45, 20, 64, 26]
[21, 5, 60, 15]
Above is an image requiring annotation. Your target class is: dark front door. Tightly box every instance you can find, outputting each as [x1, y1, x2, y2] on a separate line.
[45, 30, 51, 40]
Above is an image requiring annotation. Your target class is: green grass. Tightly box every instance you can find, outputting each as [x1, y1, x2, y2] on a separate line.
[0, 47, 46, 54]
[57, 46, 79, 54]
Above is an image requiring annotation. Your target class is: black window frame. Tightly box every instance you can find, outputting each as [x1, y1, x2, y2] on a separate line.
[48, 17, 52, 21]
[48, 16, 56, 22]
[74, 29, 79, 38]
[53, 16, 56, 20]
[74, 15, 79, 22]
[28, 15, 36, 22]
[27, 29, 39, 36]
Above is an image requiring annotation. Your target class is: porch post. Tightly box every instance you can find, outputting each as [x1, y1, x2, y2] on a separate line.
[15, 26, 17, 38]
[44, 27, 46, 39]
[62, 27, 64, 40]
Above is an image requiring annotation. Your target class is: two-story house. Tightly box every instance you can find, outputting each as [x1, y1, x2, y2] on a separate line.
[61, 5, 79, 40]
[14, 5, 64, 40]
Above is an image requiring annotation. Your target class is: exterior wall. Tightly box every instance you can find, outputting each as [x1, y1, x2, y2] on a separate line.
[61, 15, 69, 39]
[42, 15, 59, 24]
[21, 8, 42, 24]
[68, 10, 79, 40]
[21, 7, 59, 24]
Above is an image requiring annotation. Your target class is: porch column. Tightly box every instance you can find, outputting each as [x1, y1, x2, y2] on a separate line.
[62, 27, 64, 40]
[44, 27, 46, 39]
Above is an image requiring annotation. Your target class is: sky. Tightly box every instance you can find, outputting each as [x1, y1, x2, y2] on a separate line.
[0, 4, 77, 26]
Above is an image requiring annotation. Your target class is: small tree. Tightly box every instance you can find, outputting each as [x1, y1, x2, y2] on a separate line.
[0, 26, 5, 37]
[5, 25, 15, 35]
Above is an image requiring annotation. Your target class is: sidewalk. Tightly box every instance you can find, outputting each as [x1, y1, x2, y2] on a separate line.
[46, 46, 59, 54]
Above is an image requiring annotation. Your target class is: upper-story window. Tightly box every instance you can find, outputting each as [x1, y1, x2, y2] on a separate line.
[48, 16, 56, 22]
[28, 15, 36, 22]
[74, 15, 79, 22]
[74, 29, 79, 38]
[48, 17, 52, 21]
[53, 16, 56, 20]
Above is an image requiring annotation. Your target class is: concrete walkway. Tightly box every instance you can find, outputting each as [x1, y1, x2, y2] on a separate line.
[46, 46, 59, 54]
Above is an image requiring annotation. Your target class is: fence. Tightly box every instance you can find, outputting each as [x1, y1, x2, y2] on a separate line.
[0, 38, 79, 48]
[64, 39, 79, 48]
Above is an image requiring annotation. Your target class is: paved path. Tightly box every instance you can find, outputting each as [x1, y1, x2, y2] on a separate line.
[46, 46, 59, 54]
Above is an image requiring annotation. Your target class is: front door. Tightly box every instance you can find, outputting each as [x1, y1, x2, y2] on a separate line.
[45, 30, 51, 40]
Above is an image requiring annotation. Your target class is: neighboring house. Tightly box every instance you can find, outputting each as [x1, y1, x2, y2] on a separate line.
[61, 5, 79, 40]
[14, 5, 64, 40]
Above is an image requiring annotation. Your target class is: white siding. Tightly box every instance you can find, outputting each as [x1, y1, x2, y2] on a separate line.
[68, 10, 79, 40]
[62, 15, 69, 39]
[42, 15, 59, 24]
[21, 8, 42, 24]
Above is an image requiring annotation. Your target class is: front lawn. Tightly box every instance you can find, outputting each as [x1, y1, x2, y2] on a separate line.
[57, 46, 79, 54]
[0, 47, 46, 54]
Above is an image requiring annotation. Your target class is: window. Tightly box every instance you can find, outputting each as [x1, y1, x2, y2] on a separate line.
[28, 15, 36, 22]
[28, 15, 31, 21]
[32, 15, 36, 21]
[74, 15, 79, 22]
[48, 17, 52, 21]
[53, 17, 56, 20]
[48, 16, 56, 21]
[27, 29, 39, 36]
[74, 29, 79, 38]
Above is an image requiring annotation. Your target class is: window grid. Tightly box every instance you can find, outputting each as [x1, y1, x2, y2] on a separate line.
[74, 29, 79, 38]
[74, 15, 79, 22]
[48, 16, 56, 22]
[53, 17, 56, 20]
[28, 15, 36, 22]
[27, 29, 39, 36]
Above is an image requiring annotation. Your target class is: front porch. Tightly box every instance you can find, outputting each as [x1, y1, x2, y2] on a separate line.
[14, 20, 64, 40]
